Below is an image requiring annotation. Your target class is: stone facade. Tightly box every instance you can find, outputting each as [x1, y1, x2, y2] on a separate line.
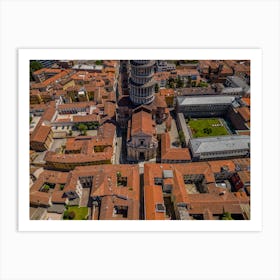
[127, 110, 158, 162]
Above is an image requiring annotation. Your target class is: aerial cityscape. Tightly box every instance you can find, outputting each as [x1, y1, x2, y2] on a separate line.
[29, 59, 251, 220]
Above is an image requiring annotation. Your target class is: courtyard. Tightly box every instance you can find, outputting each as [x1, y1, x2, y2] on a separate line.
[187, 118, 230, 138]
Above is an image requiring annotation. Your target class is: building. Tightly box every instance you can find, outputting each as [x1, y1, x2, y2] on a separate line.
[30, 118, 54, 152]
[176, 95, 237, 117]
[57, 101, 96, 114]
[30, 169, 69, 211]
[129, 60, 156, 105]
[29, 164, 140, 220]
[34, 60, 55, 68]
[227, 106, 250, 130]
[144, 161, 250, 220]
[189, 135, 250, 161]
[161, 133, 191, 163]
[64, 165, 140, 220]
[45, 123, 116, 170]
[225, 75, 250, 96]
[127, 109, 158, 162]
[156, 60, 176, 72]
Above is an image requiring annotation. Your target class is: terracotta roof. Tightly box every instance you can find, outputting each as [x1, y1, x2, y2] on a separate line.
[144, 160, 250, 220]
[64, 164, 140, 220]
[72, 114, 99, 123]
[30, 121, 51, 143]
[42, 101, 56, 122]
[45, 123, 116, 166]
[159, 88, 175, 97]
[153, 94, 168, 108]
[58, 101, 95, 110]
[237, 170, 250, 184]
[103, 101, 116, 118]
[33, 68, 62, 75]
[131, 110, 155, 136]
[51, 191, 67, 204]
[208, 160, 236, 173]
[161, 133, 191, 161]
[237, 107, 250, 122]
[30, 192, 51, 206]
[32, 70, 71, 88]
[145, 185, 165, 220]
[242, 97, 250, 107]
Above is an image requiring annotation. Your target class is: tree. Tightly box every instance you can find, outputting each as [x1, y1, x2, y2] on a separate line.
[178, 130, 185, 145]
[78, 123, 87, 135]
[63, 211, 69, 219]
[30, 116, 33, 124]
[203, 128, 212, 135]
[176, 77, 184, 88]
[30, 61, 43, 81]
[222, 212, 234, 220]
[69, 130, 73, 136]
[95, 60, 103, 65]
[155, 83, 159, 93]
[68, 211, 76, 220]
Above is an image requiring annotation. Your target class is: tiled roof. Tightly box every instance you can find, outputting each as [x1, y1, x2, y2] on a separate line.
[30, 121, 51, 143]
[159, 88, 175, 97]
[72, 114, 99, 123]
[131, 110, 155, 136]
[45, 123, 116, 165]
[237, 107, 250, 122]
[64, 165, 140, 220]
[144, 160, 250, 220]
[161, 133, 191, 161]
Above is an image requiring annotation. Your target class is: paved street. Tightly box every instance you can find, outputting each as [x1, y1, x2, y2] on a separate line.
[114, 127, 124, 164]
[169, 118, 181, 148]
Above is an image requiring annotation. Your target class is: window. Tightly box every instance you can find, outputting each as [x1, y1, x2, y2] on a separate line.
[155, 203, 165, 213]
[154, 177, 163, 185]
[113, 206, 128, 218]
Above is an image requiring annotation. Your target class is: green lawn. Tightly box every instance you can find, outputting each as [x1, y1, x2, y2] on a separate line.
[64, 206, 88, 220]
[188, 118, 229, 138]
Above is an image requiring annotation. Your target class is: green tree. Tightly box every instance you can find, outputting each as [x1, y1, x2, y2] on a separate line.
[78, 123, 87, 135]
[69, 130, 73, 136]
[155, 83, 159, 93]
[95, 60, 103, 65]
[68, 211, 76, 220]
[63, 211, 69, 219]
[203, 128, 212, 135]
[178, 130, 185, 145]
[176, 77, 184, 88]
[30, 61, 43, 81]
[222, 212, 234, 220]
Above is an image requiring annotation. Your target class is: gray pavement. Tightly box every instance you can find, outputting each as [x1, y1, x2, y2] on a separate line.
[50, 138, 66, 152]
[169, 118, 181, 148]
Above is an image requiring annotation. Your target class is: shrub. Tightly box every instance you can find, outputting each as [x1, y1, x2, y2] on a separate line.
[63, 211, 69, 219]
[68, 211, 76, 220]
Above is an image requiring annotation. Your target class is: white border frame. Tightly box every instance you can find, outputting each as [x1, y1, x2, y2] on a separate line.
[19, 49, 262, 232]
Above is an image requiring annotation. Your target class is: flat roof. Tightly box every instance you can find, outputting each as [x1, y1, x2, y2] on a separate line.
[190, 135, 250, 154]
[177, 95, 235, 106]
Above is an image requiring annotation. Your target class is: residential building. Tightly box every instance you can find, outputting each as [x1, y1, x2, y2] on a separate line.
[45, 123, 116, 170]
[30, 120, 53, 152]
[161, 133, 191, 163]
[144, 161, 250, 220]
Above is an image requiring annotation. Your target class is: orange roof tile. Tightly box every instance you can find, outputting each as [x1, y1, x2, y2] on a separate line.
[131, 110, 155, 136]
